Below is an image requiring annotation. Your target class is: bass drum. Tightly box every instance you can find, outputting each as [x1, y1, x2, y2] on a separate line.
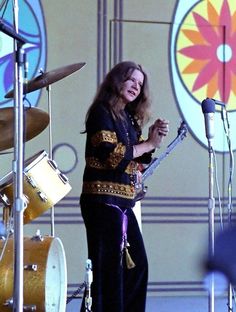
[0, 235, 67, 312]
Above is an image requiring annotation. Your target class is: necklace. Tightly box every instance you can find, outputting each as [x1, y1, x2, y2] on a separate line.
[120, 111, 141, 190]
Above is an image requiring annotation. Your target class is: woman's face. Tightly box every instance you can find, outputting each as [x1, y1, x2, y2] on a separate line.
[119, 69, 144, 105]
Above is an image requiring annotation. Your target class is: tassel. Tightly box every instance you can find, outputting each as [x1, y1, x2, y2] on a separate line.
[125, 242, 136, 269]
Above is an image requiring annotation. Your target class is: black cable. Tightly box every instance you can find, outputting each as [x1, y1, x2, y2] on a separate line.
[0, 0, 9, 19]
[66, 282, 86, 304]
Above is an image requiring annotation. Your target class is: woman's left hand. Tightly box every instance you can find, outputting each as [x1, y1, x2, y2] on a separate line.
[154, 118, 169, 137]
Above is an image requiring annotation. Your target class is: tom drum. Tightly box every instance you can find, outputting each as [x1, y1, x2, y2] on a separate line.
[0, 150, 72, 224]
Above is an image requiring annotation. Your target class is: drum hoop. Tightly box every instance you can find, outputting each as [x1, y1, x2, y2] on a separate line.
[24, 150, 48, 172]
[0, 150, 49, 188]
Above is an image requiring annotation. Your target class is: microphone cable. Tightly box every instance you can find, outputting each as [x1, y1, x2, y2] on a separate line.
[66, 282, 86, 304]
[221, 106, 234, 226]
[220, 104, 236, 311]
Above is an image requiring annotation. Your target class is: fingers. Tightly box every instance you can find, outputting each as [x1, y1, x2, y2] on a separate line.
[154, 118, 169, 136]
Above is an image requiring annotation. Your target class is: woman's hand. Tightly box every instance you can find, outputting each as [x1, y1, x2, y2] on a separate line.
[147, 118, 169, 148]
[133, 118, 169, 158]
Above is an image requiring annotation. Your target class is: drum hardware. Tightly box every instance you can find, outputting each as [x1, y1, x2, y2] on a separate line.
[4, 62, 86, 236]
[1, 195, 11, 232]
[47, 159, 69, 185]
[59, 172, 69, 184]
[22, 305, 37, 311]
[31, 229, 44, 242]
[23, 194, 29, 207]
[37, 190, 48, 202]
[47, 159, 69, 184]
[25, 175, 37, 188]
[0, 194, 11, 207]
[24, 264, 38, 271]
[3, 298, 13, 307]
[3, 298, 37, 311]
[1, 10, 82, 310]
[48, 159, 58, 170]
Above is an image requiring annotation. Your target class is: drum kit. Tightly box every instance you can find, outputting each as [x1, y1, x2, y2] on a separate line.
[0, 62, 86, 311]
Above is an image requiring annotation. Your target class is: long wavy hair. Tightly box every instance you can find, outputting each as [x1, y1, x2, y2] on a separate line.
[84, 61, 152, 131]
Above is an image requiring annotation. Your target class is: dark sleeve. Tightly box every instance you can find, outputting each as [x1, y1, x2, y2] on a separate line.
[135, 151, 154, 164]
[134, 135, 155, 165]
[86, 106, 133, 171]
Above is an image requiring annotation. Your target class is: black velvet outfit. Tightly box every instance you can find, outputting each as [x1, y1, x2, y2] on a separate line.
[80, 104, 152, 312]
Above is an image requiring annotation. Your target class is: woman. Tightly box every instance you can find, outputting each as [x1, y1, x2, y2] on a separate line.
[80, 61, 169, 312]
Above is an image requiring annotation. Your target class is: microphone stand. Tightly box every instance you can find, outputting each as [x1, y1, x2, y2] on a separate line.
[207, 139, 215, 312]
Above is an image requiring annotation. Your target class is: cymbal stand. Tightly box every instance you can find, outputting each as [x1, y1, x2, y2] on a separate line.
[207, 139, 215, 312]
[46, 84, 55, 237]
[0, 1, 28, 311]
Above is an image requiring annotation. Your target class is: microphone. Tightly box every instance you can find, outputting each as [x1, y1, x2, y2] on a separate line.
[201, 98, 215, 140]
[84, 259, 93, 311]
[210, 98, 226, 107]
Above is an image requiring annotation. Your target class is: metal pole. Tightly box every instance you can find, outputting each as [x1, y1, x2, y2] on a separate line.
[113, 0, 118, 66]
[12, 0, 26, 310]
[97, 0, 102, 86]
[46, 85, 55, 237]
[118, 0, 123, 62]
[102, 0, 107, 78]
[208, 143, 215, 312]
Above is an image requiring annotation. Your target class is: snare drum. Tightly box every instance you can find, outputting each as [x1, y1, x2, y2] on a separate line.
[0, 235, 67, 312]
[0, 150, 72, 224]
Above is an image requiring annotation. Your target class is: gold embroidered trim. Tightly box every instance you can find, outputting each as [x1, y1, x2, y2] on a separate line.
[86, 143, 126, 169]
[108, 143, 126, 168]
[82, 181, 135, 199]
[125, 161, 139, 174]
[91, 130, 117, 146]
[86, 157, 107, 169]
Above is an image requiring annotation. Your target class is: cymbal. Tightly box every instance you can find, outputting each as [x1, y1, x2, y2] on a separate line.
[0, 107, 49, 151]
[5, 62, 86, 98]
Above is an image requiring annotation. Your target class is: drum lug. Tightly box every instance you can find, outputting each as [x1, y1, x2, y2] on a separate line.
[3, 298, 36, 311]
[37, 191, 48, 202]
[25, 175, 37, 188]
[0, 193, 11, 206]
[48, 159, 58, 170]
[23, 305, 37, 311]
[3, 297, 13, 307]
[24, 264, 38, 271]
[59, 173, 69, 184]
[31, 230, 44, 241]
[48, 159, 70, 184]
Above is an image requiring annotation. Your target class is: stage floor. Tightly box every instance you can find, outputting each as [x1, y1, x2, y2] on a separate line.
[66, 295, 230, 311]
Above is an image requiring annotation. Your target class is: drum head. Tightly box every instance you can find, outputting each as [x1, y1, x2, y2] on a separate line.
[45, 237, 67, 311]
